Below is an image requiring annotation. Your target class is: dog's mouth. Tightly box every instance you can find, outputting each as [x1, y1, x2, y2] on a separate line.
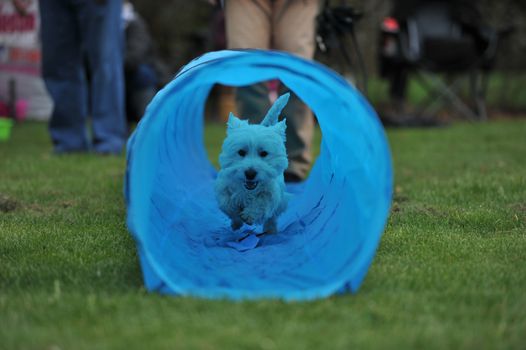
[244, 180, 258, 190]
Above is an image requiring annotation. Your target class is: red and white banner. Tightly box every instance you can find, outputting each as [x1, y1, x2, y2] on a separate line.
[0, 0, 51, 120]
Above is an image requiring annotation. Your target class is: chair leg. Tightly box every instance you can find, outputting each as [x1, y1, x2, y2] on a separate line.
[415, 73, 455, 117]
[416, 72, 479, 121]
[470, 70, 488, 121]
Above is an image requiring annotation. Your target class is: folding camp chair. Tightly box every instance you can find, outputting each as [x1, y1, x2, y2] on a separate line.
[379, 0, 502, 121]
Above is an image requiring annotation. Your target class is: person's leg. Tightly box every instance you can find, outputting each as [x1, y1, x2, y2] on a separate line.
[235, 83, 271, 122]
[39, 0, 89, 153]
[278, 84, 314, 181]
[225, 0, 272, 50]
[125, 72, 135, 123]
[225, 0, 272, 121]
[272, 0, 319, 59]
[128, 64, 157, 122]
[79, 0, 126, 154]
[389, 67, 408, 112]
[273, 0, 319, 180]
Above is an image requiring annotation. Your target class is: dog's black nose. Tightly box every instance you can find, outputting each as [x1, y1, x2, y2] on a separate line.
[244, 169, 257, 180]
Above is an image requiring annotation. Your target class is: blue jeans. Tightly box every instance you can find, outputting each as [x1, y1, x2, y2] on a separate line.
[39, 0, 125, 153]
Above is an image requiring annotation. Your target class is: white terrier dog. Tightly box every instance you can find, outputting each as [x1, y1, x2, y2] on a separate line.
[215, 93, 290, 234]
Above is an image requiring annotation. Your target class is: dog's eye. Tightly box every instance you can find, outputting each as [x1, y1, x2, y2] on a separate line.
[238, 149, 246, 157]
[259, 151, 268, 158]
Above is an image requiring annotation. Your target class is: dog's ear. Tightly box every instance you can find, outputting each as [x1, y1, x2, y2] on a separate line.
[227, 112, 248, 132]
[261, 92, 290, 126]
[273, 119, 287, 141]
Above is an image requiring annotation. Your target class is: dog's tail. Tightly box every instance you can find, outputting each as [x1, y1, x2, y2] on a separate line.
[261, 93, 290, 126]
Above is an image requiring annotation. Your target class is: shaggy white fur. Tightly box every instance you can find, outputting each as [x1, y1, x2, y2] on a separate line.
[215, 93, 290, 234]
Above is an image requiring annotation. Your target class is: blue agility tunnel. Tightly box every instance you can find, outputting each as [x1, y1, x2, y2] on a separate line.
[125, 50, 393, 300]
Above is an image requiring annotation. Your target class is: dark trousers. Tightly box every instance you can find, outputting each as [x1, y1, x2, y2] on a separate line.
[39, 0, 125, 153]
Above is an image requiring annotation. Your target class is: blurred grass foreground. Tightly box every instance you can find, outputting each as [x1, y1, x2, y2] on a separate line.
[0, 119, 525, 349]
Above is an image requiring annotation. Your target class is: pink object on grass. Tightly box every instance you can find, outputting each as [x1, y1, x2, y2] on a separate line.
[15, 99, 28, 121]
[0, 102, 7, 116]
[0, 99, 28, 120]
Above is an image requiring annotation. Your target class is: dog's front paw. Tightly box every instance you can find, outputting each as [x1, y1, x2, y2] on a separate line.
[240, 211, 255, 225]
[263, 218, 277, 234]
[231, 218, 243, 231]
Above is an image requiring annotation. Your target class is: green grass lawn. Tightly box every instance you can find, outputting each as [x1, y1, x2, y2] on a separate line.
[1, 120, 525, 350]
